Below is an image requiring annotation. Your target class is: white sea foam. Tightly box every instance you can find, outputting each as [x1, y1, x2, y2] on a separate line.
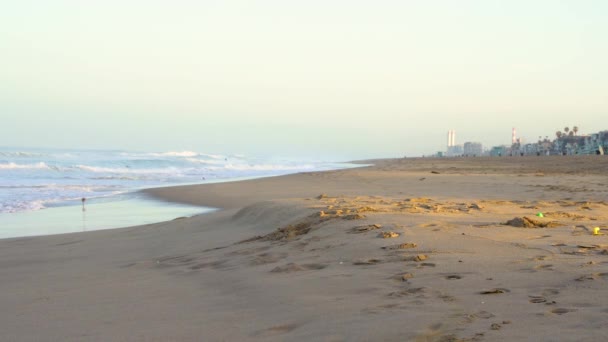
[184, 158, 226, 165]
[0, 199, 47, 213]
[0, 151, 44, 158]
[148, 151, 200, 158]
[0, 147, 354, 214]
[74, 164, 180, 174]
[221, 163, 315, 171]
[0, 162, 52, 170]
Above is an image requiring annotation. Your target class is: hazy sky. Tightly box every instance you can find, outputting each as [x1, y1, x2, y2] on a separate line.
[1, 1, 607, 160]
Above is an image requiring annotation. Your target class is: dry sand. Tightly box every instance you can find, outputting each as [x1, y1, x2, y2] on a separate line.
[2, 156, 608, 341]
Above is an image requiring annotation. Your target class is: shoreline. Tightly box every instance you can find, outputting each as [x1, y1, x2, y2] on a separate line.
[0, 162, 363, 240]
[2, 156, 608, 341]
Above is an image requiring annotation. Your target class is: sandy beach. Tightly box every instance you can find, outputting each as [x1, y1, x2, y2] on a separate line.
[2, 156, 608, 341]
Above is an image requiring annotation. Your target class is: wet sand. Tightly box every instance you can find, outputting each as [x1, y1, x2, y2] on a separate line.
[2, 156, 608, 341]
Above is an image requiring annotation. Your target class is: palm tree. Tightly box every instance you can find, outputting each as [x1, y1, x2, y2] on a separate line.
[573, 126, 579, 136]
[556, 131, 562, 139]
[564, 127, 570, 135]
[569, 131, 574, 137]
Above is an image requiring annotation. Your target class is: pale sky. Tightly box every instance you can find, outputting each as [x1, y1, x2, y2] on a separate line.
[1, 1, 606, 160]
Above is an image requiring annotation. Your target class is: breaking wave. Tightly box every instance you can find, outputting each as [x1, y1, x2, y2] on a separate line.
[0, 147, 356, 213]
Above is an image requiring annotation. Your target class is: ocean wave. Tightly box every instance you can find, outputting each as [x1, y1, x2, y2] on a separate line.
[0, 200, 47, 213]
[220, 163, 316, 171]
[147, 151, 200, 158]
[75, 164, 181, 174]
[0, 162, 52, 170]
[0, 183, 121, 191]
[199, 153, 226, 160]
[0, 148, 353, 214]
[184, 158, 226, 165]
[0, 151, 44, 158]
[89, 176, 141, 180]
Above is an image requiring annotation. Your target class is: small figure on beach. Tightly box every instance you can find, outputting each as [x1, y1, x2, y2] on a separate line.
[81, 197, 86, 212]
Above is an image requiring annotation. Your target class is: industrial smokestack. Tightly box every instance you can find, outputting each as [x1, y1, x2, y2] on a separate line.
[447, 130, 455, 147]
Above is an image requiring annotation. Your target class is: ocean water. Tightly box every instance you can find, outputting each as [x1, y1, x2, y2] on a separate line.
[0, 147, 357, 238]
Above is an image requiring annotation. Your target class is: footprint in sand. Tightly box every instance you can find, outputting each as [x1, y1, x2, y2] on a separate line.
[381, 243, 417, 250]
[270, 263, 328, 273]
[387, 287, 430, 298]
[253, 323, 299, 337]
[534, 264, 554, 271]
[490, 323, 502, 330]
[530, 297, 555, 305]
[474, 311, 496, 319]
[542, 288, 560, 296]
[249, 252, 288, 266]
[529, 296, 548, 304]
[550, 308, 576, 315]
[438, 293, 456, 302]
[445, 274, 462, 280]
[353, 259, 383, 265]
[576, 272, 608, 281]
[479, 288, 510, 295]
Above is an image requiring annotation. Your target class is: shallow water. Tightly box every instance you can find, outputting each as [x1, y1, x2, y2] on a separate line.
[0, 194, 212, 239]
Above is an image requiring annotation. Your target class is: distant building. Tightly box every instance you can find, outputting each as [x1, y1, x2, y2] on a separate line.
[463, 142, 483, 156]
[489, 145, 508, 157]
[447, 145, 463, 157]
[445, 130, 463, 156]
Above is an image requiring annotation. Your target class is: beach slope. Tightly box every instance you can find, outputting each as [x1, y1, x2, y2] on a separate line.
[2, 156, 608, 341]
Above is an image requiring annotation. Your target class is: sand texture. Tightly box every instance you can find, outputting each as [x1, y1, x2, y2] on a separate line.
[2, 156, 608, 341]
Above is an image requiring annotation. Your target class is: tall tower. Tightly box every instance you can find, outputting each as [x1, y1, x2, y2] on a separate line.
[447, 130, 455, 147]
[512, 128, 517, 144]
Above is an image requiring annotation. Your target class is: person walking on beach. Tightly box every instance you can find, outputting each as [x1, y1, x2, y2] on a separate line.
[81, 197, 86, 212]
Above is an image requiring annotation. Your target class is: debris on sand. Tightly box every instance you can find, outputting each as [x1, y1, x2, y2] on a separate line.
[378, 231, 400, 238]
[405, 254, 428, 262]
[414, 254, 428, 262]
[350, 224, 382, 234]
[405, 197, 432, 203]
[343, 213, 366, 220]
[401, 273, 414, 281]
[468, 203, 484, 210]
[271, 263, 305, 273]
[381, 243, 417, 250]
[238, 222, 313, 243]
[504, 217, 560, 228]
